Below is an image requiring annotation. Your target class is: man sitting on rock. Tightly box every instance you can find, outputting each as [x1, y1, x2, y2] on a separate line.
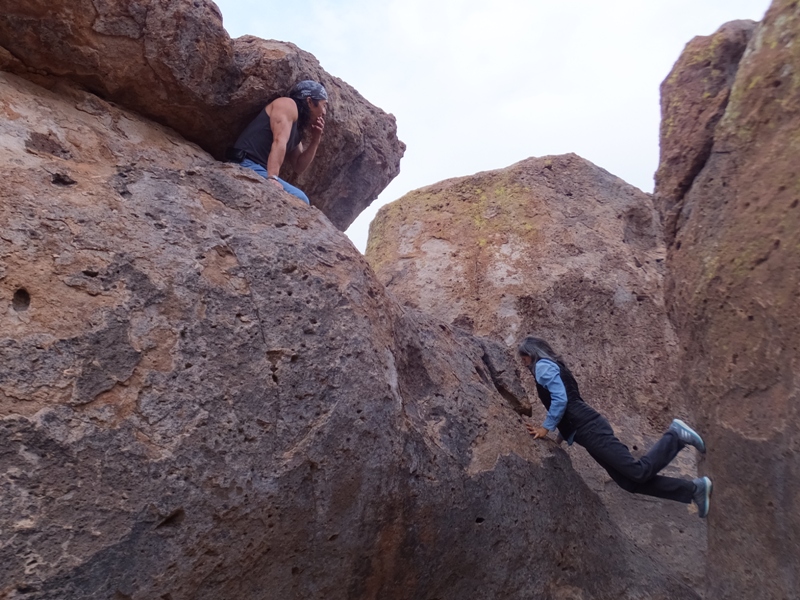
[228, 80, 327, 204]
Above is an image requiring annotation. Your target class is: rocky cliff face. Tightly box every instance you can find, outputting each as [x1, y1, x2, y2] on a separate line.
[364, 153, 706, 589]
[655, 19, 757, 244]
[0, 0, 405, 230]
[656, 2, 800, 598]
[0, 72, 699, 599]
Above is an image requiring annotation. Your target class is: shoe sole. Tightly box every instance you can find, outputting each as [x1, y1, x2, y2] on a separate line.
[698, 477, 712, 518]
[673, 419, 706, 453]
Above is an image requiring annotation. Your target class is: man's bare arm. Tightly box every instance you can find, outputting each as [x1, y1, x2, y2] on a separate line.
[266, 98, 298, 180]
[288, 115, 325, 175]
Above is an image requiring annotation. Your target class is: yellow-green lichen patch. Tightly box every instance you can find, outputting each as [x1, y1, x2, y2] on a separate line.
[666, 30, 729, 89]
[365, 167, 551, 272]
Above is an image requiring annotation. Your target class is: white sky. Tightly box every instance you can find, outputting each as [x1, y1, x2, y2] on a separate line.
[213, 0, 772, 252]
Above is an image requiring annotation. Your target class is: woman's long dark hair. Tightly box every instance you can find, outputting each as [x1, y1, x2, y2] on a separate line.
[518, 336, 565, 366]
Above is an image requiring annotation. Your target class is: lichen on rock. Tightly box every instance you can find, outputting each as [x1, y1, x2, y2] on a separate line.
[656, 2, 800, 598]
[365, 152, 707, 589]
[655, 19, 757, 245]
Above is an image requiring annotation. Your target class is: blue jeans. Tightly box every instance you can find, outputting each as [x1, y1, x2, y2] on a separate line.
[240, 158, 310, 205]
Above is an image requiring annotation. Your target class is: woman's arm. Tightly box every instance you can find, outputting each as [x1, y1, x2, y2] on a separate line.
[535, 359, 568, 432]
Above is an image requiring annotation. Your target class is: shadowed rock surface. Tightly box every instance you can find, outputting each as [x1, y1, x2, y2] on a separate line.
[656, 2, 800, 598]
[0, 72, 700, 600]
[364, 153, 706, 590]
[0, 0, 405, 230]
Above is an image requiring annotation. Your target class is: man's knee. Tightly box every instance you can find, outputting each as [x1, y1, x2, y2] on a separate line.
[288, 188, 310, 205]
[279, 180, 310, 205]
[241, 159, 268, 178]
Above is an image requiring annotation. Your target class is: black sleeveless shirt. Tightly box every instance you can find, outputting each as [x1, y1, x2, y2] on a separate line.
[233, 107, 301, 168]
[533, 360, 601, 439]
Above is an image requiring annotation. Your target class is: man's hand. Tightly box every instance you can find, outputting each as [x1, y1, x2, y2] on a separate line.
[268, 177, 283, 191]
[290, 115, 325, 174]
[525, 423, 550, 440]
[310, 115, 325, 141]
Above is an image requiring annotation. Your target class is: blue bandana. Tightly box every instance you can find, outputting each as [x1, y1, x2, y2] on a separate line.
[289, 80, 328, 101]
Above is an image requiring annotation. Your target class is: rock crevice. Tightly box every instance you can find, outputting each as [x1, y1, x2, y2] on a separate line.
[655, 3, 800, 597]
[364, 152, 707, 590]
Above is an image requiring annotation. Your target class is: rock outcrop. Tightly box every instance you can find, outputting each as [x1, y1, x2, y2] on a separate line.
[655, 19, 757, 243]
[0, 0, 405, 230]
[365, 153, 706, 589]
[0, 72, 699, 599]
[656, 2, 800, 598]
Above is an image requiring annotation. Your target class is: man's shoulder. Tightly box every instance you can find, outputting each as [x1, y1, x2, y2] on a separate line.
[268, 97, 298, 118]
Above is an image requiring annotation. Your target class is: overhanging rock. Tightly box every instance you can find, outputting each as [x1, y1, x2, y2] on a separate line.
[0, 0, 405, 230]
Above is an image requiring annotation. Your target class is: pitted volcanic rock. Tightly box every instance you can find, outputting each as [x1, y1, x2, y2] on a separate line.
[656, 3, 800, 598]
[365, 153, 706, 590]
[655, 19, 757, 244]
[0, 72, 698, 600]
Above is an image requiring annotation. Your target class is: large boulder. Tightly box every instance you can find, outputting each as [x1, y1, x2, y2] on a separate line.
[365, 153, 706, 590]
[0, 73, 698, 599]
[656, 2, 800, 598]
[0, 0, 404, 230]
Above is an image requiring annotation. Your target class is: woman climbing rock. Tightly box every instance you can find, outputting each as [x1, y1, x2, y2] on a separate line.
[518, 336, 712, 518]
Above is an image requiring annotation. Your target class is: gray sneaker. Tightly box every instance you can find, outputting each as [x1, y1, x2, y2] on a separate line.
[670, 418, 706, 453]
[693, 476, 712, 518]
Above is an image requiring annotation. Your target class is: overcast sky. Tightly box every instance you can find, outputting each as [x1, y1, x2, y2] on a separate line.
[214, 0, 771, 252]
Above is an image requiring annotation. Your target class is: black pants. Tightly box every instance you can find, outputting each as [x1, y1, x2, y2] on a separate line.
[573, 416, 695, 503]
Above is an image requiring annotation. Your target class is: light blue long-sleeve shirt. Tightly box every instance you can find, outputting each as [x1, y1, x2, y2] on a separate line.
[535, 359, 568, 431]
[534, 359, 578, 445]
